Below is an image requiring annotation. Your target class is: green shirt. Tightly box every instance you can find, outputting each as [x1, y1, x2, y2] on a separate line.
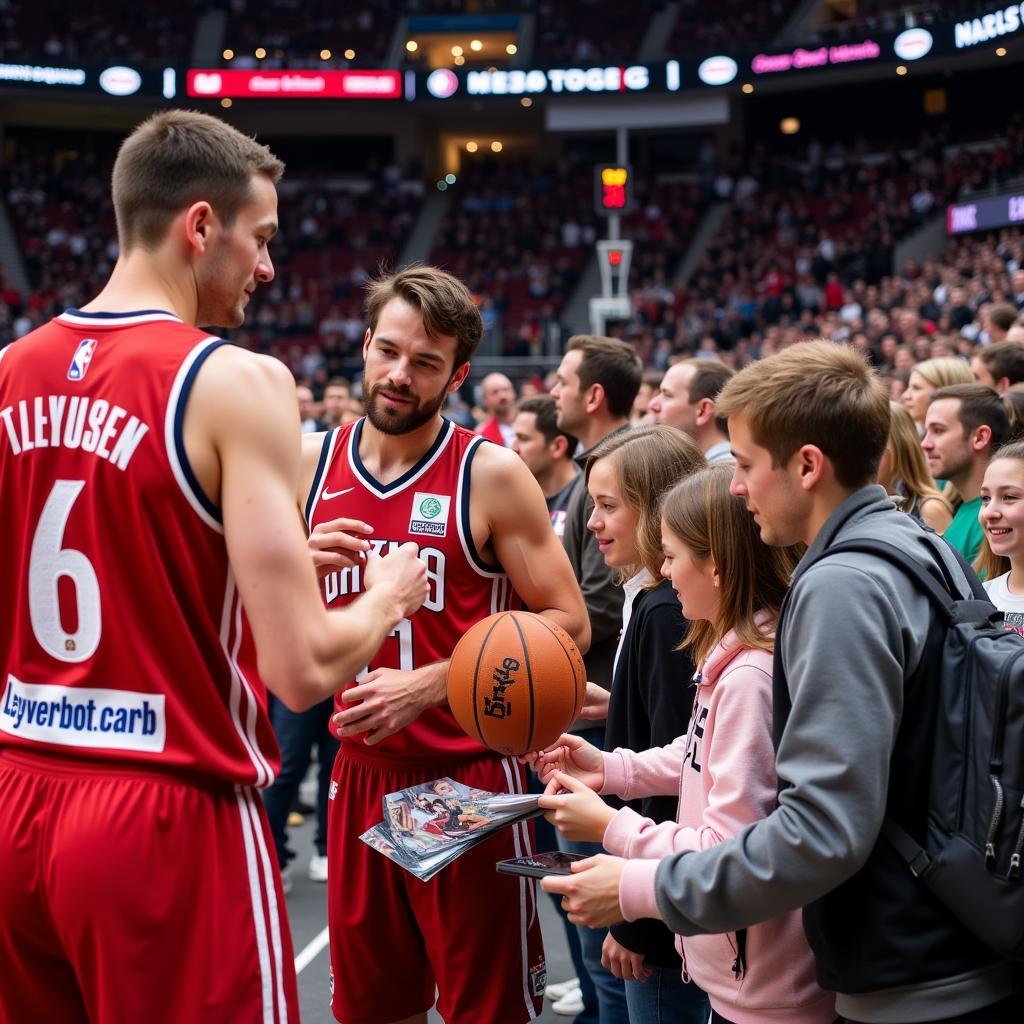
[944, 496, 984, 563]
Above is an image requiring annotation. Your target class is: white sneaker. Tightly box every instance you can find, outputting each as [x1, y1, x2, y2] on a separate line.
[308, 853, 328, 883]
[545, 977, 580, 1001]
[551, 987, 584, 1016]
[280, 864, 293, 895]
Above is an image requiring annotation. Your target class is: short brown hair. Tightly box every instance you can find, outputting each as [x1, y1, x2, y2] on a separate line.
[112, 110, 284, 252]
[976, 340, 1024, 387]
[567, 335, 643, 419]
[662, 465, 800, 665]
[930, 383, 1009, 449]
[988, 302, 1020, 334]
[585, 425, 706, 584]
[516, 395, 578, 455]
[365, 265, 483, 370]
[680, 358, 735, 435]
[716, 340, 890, 488]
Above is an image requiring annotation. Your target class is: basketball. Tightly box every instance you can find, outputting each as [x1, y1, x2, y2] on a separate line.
[447, 611, 586, 757]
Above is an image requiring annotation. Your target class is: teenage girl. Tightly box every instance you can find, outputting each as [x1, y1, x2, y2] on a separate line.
[537, 465, 836, 1024]
[979, 440, 1024, 634]
[579, 424, 709, 1024]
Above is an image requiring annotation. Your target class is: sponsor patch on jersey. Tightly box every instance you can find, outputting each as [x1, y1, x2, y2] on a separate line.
[409, 491, 451, 537]
[0, 675, 167, 753]
[67, 337, 98, 381]
[529, 958, 547, 997]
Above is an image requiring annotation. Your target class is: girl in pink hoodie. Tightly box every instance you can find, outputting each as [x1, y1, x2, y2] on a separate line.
[537, 466, 836, 1024]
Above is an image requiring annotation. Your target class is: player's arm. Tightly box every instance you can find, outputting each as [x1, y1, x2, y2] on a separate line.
[190, 347, 427, 711]
[298, 431, 373, 575]
[334, 440, 589, 747]
[474, 443, 590, 650]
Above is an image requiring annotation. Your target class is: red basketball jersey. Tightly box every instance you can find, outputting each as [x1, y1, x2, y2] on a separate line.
[306, 417, 520, 762]
[0, 310, 279, 786]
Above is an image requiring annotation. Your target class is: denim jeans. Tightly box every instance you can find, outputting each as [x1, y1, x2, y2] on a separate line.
[625, 968, 708, 1024]
[555, 726, 629, 1024]
[261, 696, 339, 863]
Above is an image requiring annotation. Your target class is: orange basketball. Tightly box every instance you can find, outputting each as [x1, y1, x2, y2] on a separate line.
[447, 611, 586, 757]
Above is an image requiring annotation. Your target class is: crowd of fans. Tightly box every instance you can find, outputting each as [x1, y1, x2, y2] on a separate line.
[0, 0, 207, 69]
[626, 117, 1024, 360]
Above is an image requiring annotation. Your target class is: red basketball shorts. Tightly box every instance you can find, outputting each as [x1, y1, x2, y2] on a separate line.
[327, 747, 546, 1024]
[0, 749, 298, 1024]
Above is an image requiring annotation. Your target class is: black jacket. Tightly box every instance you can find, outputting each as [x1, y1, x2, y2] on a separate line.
[605, 578, 696, 968]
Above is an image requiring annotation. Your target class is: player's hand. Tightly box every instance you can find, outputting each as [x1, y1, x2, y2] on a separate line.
[578, 681, 610, 721]
[363, 542, 429, 620]
[541, 854, 627, 928]
[538, 771, 616, 842]
[602, 933, 652, 983]
[332, 665, 431, 745]
[308, 516, 373, 578]
[531, 733, 605, 790]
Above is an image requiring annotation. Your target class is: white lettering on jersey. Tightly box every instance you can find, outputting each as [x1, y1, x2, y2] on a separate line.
[0, 395, 149, 470]
[323, 542, 446, 611]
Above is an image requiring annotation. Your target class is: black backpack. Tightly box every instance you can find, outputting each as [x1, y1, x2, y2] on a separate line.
[815, 538, 1024, 961]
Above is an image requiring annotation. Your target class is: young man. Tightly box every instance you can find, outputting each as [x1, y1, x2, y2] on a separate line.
[544, 341, 1017, 1023]
[299, 266, 589, 1024]
[321, 376, 352, 428]
[511, 394, 579, 537]
[647, 358, 734, 462]
[475, 370, 518, 446]
[550, 334, 644, 1024]
[922, 383, 1008, 562]
[971, 340, 1024, 394]
[0, 111, 427, 1024]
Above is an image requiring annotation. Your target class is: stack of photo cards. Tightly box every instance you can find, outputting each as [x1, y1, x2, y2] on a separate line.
[359, 776, 542, 881]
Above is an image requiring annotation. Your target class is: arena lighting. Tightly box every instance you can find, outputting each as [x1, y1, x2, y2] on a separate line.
[594, 165, 635, 216]
[255, 48, 266, 59]
[344, 49, 356, 60]
[893, 27, 933, 60]
[406, 40, 418, 52]
[445, 173, 457, 184]
[470, 40, 483, 51]
[742, 83, 754, 94]
[222, 49, 234, 60]
[751, 39, 881, 74]
[955, 5, 1024, 48]
[896, 65, 908, 75]
[997, 46, 1008, 55]
[780, 117, 800, 134]
[186, 69, 403, 99]
[490, 140, 503, 152]
[506, 44, 517, 55]
[462, 64, 650, 97]
[454, 55, 465, 66]
[452, 46, 463, 56]
[466, 140, 478, 152]
[221, 97, 231, 108]
[98, 66, 142, 96]
[320, 49, 331, 61]
[520, 96, 532, 107]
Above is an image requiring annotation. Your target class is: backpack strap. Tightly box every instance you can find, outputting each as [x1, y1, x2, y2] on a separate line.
[823, 538, 980, 620]
[880, 818, 932, 878]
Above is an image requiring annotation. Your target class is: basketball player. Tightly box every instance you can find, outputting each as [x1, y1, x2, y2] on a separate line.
[299, 265, 590, 1024]
[0, 111, 428, 1024]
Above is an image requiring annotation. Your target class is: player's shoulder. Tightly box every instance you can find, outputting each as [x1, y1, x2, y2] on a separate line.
[199, 345, 294, 396]
[464, 429, 524, 480]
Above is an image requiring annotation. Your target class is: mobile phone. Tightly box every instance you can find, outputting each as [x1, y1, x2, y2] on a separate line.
[496, 851, 586, 879]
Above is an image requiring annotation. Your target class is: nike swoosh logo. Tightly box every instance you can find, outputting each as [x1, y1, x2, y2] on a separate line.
[321, 486, 355, 501]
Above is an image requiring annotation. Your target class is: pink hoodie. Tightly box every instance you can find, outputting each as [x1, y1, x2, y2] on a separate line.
[603, 625, 835, 1024]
